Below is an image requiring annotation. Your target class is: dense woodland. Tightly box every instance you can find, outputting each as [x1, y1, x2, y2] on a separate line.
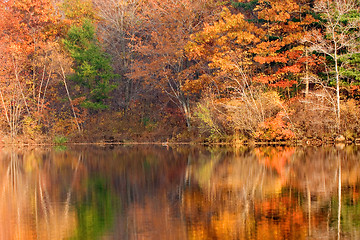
[0, 0, 359, 143]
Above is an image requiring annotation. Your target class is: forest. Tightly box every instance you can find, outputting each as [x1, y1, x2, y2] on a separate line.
[0, 0, 359, 144]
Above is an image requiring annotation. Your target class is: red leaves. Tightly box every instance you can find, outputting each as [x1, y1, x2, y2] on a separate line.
[276, 65, 302, 74]
[253, 75, 277, 84]
[249, 0, 319, 90]
[186, 1, 321, 92]
[255, 111, 295, 141]
[269, 80, 297, 88]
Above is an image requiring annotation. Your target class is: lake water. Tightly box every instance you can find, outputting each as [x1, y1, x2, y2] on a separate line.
[0, 145, 359, 239]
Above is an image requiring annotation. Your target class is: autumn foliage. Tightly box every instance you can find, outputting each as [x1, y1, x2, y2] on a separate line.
[0, 0, 359, 142]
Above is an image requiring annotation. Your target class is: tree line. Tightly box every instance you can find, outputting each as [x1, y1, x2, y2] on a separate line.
[0, 0, 359, 143]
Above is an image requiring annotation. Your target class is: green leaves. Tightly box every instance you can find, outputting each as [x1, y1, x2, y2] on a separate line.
[63, 20, 117, 110]
[232, 0, 259, 11]
[340, 52, 360, 82]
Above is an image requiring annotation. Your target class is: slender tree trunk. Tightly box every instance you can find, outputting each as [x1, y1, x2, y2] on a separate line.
[337, 154, 341, 240]
[60, 64, 82, 133]
[307, 177, 312, 237]
[0, 89, 13, 138]
[182, 99, 191, 129]
[12, 58, 30, 116]
[332, 19, 340, 129]
[334, 49, 341, 131]
[305, 46, 309, 98]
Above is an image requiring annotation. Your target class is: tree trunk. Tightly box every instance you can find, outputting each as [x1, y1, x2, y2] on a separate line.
[182, 99, 191, 129]
[305, 46, 309, 98]
[337, 154, 341, 240]
[334, 41, 341, 131]
[60, 63, 82, 133]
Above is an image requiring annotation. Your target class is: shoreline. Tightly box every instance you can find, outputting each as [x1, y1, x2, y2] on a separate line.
[0, 139, 359, 147]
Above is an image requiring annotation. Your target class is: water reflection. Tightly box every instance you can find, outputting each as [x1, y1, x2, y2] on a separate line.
[0, 145, 359, 239]
[183, 146, 360, 240]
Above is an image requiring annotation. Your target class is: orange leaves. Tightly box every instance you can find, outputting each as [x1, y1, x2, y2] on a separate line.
[252, 63, 300, 88]
[131, 0, 218, 82]
[127, 0, 222, 128]
[301, 14, 317, 25]
[1, 0, 60, 54]
[277, 65, 302, 74]
[255, 146, 295, 177]
[245, 0, 320, 91]
[255, 0, 300, 22]
[254, 55, 288, 64]
[14, 0, 60, 38]
[187, 7, 263, 60]
[186, 7, 263, 90]
[253, 75, 277, 84]
[269, 79, 297, 88]
[252, 40, 283, 55]
[249, 1, 320, 90]
[255, 111, 295, 141]
[186, 1, 320, 94]
[253, 194, 307, 240]
[0, 0, 64, 136]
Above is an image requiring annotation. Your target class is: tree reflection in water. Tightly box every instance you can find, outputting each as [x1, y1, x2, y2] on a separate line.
[0, 149, 116, 239]
[0, 146, 358, 239]
[182, 146, 360, 240]
[0, 151, 78, 239]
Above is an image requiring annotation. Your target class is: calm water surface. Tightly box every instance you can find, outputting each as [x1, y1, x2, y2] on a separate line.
[1, 145, 360, 239]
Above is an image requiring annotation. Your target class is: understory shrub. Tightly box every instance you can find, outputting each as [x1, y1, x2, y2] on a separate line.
[194, 91, 285, 141]
[289, 89, 339, 138]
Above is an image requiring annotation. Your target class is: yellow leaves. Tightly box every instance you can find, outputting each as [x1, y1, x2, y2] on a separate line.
[61, 0, 98, 26]
[190, 8, 262, 42]
[219, 6, 231, 18]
